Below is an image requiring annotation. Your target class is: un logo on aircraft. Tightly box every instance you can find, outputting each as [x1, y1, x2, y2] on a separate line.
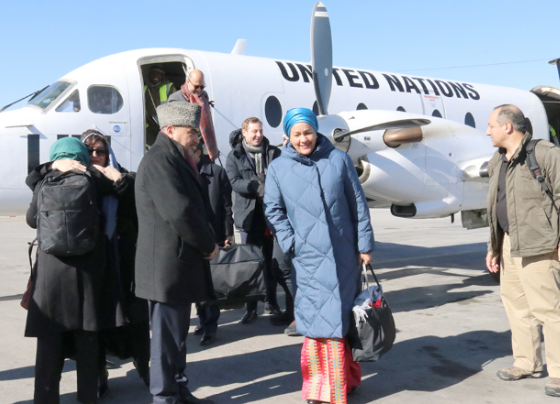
[113, 125, 121, 133]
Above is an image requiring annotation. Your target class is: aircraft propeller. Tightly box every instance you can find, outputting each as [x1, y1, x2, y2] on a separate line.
[310, 2, 333, 116]
[309, 2, 427, 154]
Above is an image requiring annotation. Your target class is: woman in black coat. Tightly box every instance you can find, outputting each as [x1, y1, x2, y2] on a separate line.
[80, 130, 150, 393]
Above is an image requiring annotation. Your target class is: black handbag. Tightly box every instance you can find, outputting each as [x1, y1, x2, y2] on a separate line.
[206, 244, 266, 307]
[347, 263, 396, 362]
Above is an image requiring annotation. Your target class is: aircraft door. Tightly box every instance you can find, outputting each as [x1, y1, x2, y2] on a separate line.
[421, 92, 446, 119]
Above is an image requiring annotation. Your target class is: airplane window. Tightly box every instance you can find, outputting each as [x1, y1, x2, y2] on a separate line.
[397, 106, 406, 112]
[88, 86, 123, 114]
[265, 96, 282, 128]
[432, 109, 442, 118]
[28, 81, 72, 110]
[465, 112, 476, 128]
[55, 90, 81, 113]
[357, 103, 368, 110]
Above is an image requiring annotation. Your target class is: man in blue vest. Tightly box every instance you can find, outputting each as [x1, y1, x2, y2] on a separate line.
[145, 65, 176, 146]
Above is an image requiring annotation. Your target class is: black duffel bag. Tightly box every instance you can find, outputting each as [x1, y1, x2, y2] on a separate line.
[347, 263, 396, 362]
[207, 244, 266, 307]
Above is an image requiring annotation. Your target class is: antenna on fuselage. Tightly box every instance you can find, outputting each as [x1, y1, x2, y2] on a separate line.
[311, 2, 333, 116]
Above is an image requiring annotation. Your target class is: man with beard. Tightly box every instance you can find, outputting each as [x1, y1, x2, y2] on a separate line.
[169, 69, 220, 161]
[135, 102, 219, 404]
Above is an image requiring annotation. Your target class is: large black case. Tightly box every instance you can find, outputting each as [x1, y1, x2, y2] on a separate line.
[206, 244, 266, 307]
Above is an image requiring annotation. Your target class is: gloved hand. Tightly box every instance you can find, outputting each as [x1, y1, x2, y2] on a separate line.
[251, 174, 266, 184]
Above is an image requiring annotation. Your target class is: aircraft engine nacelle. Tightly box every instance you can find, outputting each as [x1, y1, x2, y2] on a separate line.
[344, 112, 493, 219]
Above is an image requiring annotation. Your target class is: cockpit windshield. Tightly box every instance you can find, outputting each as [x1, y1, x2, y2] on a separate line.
[28, 81, 72, 110]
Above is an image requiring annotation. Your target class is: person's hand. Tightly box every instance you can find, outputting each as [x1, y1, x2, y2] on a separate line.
[93, 165, 122, 182]
[486, 251, 500, 273]
[52, 159, 86, 173]
[359, 252, 372, 266]
[282, 135, 289, 147]
[224, 236, 233, 247]
[257, 183, 265, 199]
[205, 244, 220, 260]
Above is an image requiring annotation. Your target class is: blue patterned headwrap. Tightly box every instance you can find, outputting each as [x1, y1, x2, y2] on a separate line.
[283, 108, 319, 136]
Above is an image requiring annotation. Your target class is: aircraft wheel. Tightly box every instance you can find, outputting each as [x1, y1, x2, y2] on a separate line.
[489, 270, 500, 283]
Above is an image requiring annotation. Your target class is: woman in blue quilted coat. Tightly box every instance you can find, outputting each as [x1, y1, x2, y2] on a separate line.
[264, 108, 375, 404]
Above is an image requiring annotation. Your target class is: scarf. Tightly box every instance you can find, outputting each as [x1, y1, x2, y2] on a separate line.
[50, 137, 90, 167]
[82, 133, 119, 240]
[181, 83, 219, 160]
[242, 139, 266, 175]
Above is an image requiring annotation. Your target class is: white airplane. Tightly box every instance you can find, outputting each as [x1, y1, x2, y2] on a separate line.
[1, 3, 558, 229]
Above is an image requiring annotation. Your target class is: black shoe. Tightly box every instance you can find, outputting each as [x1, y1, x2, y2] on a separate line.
[200, 333, 215, 346]
[193, 325, 204, 335]
[132, 360, 150, 387]
[348, 385, 361, 395]
[240, 309, 258, 324]
[264, 302, 282, 316]
[270, 311, 294, 326]
[284, 321, 302, 336]
[182, 388, 214, 404]
[97, 370, 109, 399]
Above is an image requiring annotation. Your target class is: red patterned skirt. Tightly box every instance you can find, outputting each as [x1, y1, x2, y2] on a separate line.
[301, 337, 361, 404]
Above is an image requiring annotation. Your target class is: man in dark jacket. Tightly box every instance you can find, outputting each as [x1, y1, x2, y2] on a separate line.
[135, 102, 218, 404]
[191, 143, 233, 345]
[225, 117, 282, 323]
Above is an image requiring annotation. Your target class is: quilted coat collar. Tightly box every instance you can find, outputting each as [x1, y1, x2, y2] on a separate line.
[283, 133, 334, 165]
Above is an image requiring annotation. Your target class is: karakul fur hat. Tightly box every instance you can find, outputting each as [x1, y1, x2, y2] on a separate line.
[157, 102, 201, 129]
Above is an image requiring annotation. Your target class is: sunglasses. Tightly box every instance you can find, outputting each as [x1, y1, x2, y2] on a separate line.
[87, 147, 109, 156]
[188, 80, 205, 91]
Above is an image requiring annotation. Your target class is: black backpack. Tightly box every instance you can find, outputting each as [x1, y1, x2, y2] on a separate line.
[525, 139, 560, 215]
[36, 171, 99, 256]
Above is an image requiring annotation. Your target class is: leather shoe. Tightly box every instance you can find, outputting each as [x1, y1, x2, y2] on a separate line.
[240, 309, 257, 324]
[284, 320, 302, 336]
[97, 370, 109, 399]
[193, 325, 204, 335]
[200, 333, 215, 346]
[264, 302, 282, 316]
[270, 311, 294, 326]
[181, 388, 214, 404]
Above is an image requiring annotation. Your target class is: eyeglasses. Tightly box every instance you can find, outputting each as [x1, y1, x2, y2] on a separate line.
[188, 80, 205, 91]
[87, 147, 109, 156]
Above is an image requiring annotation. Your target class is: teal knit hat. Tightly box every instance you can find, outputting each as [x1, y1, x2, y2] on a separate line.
[49, 137, 90, 166]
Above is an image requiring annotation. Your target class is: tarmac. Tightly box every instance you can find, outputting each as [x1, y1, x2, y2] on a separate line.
[0, 210, 555, 404]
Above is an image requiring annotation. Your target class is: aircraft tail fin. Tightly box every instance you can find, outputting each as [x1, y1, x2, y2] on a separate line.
[231, 39, 247, 55]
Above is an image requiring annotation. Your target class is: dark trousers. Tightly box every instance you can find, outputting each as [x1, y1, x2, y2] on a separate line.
[149, 301, 192, 404]
[240, 230, 276, 311]
[196, 304, 220, 334]
[34, 330, 99, 404]
[271, 239, 295, 316]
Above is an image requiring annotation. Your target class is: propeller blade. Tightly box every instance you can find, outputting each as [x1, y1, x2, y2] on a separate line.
[333, 118, 431, 141]
[311, 2, 333, 116]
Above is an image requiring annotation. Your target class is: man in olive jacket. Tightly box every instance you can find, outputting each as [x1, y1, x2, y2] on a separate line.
[135, 101, 218, 404]
[486, 104, 560, 398]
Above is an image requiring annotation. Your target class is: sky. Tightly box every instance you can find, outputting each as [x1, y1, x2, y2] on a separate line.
[1, 0, 559, 110]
